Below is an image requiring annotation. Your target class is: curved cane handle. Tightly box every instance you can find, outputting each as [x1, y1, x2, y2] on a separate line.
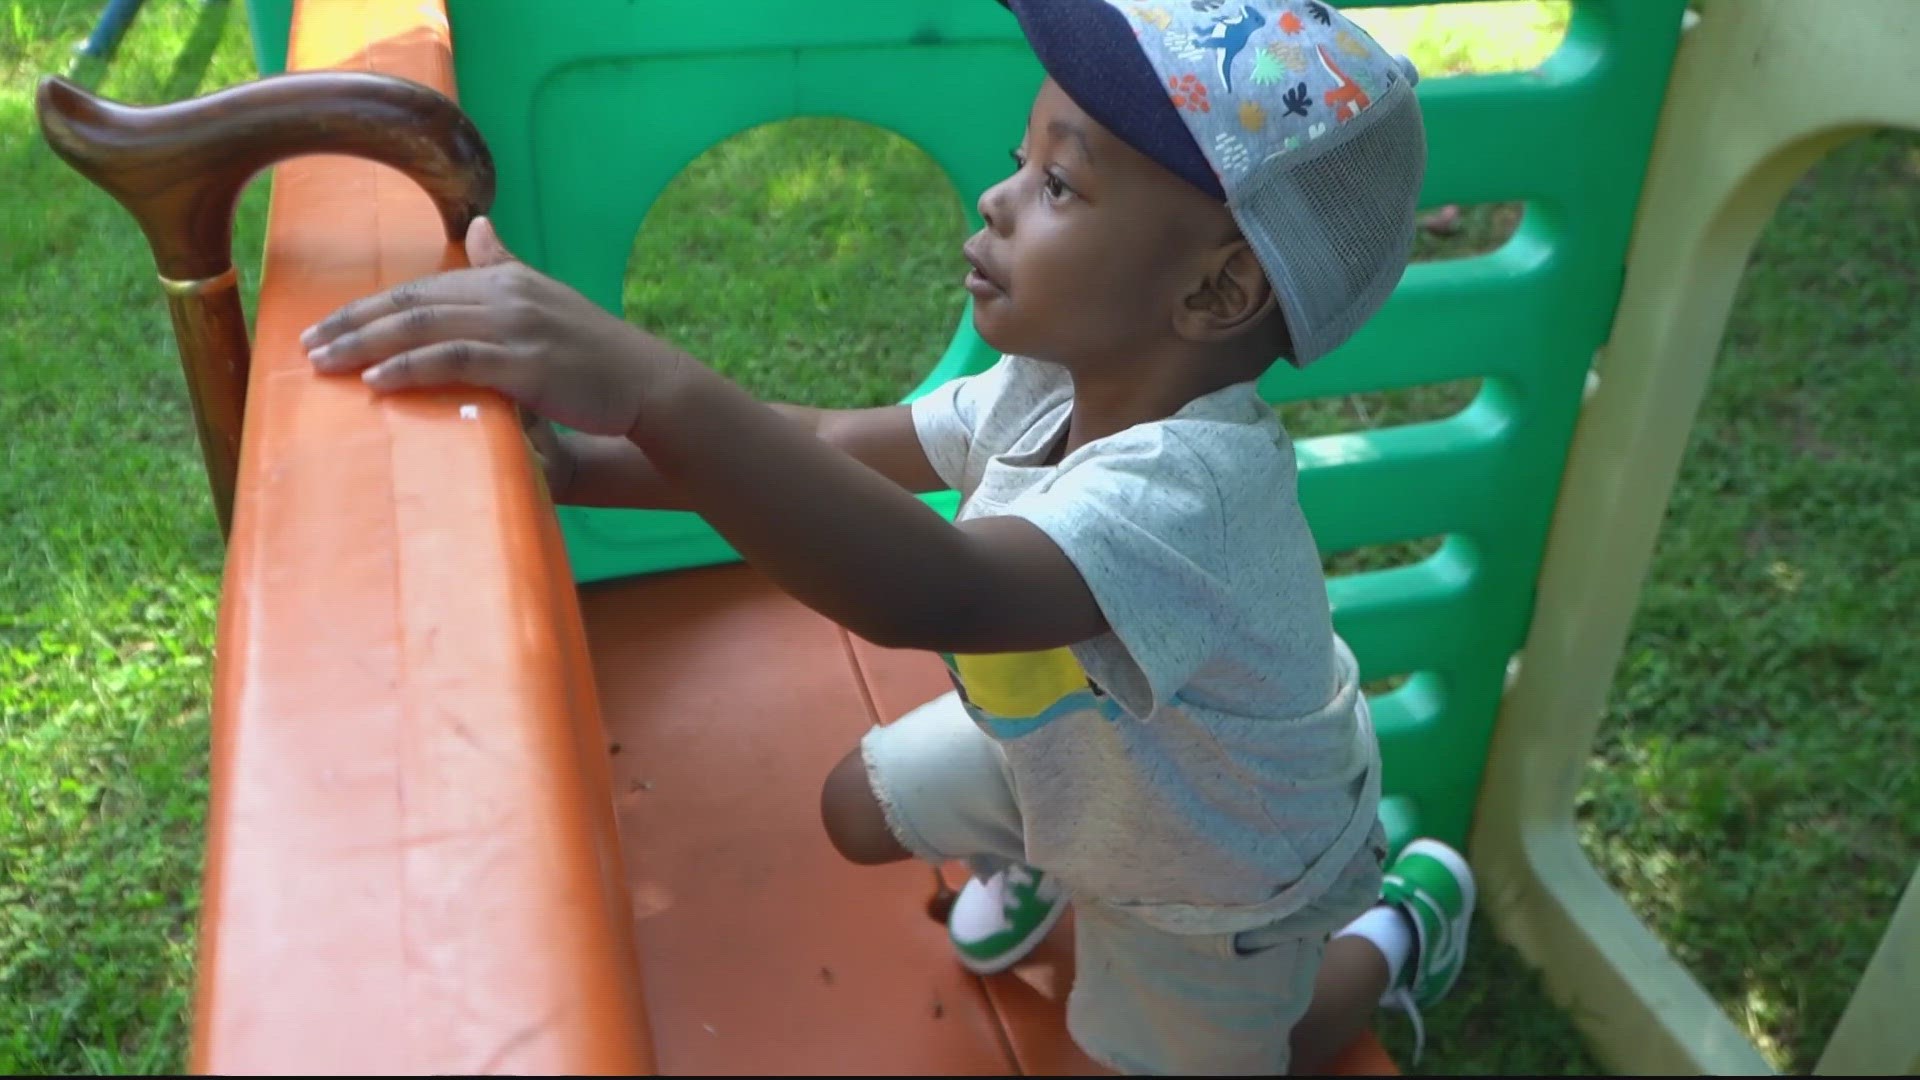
[35, 70, 495, 279]
[33, 70, 497, 537]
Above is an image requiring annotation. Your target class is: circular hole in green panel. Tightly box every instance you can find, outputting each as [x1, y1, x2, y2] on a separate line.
[624, 117, 972, 410]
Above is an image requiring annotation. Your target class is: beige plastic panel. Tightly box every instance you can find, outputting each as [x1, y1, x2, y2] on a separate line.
[1469, 0, 1920, 1075]
[1816, 865, 1920, 1076]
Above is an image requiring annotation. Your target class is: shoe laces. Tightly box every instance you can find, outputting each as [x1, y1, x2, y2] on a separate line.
[1405, 883, 1460, 976]
[1000, 865, 1036, 914]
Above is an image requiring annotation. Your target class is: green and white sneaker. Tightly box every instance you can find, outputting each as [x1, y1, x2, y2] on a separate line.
[1379, 838, 1476, 1060]
[948, 863, 1068, 975]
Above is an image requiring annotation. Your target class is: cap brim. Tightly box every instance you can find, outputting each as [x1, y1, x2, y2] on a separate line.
[994, 0, 1224, 201]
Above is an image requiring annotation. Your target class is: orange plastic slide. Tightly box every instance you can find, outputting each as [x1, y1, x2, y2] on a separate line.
[193, 0, 649, 1072]
[194, 0, 1400, 1073]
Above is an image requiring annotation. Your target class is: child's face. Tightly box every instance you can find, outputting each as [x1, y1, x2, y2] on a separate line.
[963, 78, 1241, 369]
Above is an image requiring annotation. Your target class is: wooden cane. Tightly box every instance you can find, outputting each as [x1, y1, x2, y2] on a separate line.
[33, 71, 496, 537]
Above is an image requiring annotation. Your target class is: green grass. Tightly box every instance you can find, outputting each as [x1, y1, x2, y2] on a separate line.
[3, 0, 1914, 1074]
[627, 118, 971, 411]
[2, 0, 263, 1073]
[1574, 131, 1920, 1070]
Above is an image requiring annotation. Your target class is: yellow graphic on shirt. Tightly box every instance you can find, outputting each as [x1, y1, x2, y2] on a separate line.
[945, 647, 1122, 737]
[952, 648, 1087, 716]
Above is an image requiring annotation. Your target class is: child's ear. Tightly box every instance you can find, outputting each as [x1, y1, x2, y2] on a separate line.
[1175, 241, 1275, 343]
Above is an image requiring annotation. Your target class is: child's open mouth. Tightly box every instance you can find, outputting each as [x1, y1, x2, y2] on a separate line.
[962, 242, 1005, 298]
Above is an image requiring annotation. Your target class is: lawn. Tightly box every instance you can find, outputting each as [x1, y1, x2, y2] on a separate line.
[3, 0, 1914, 1074]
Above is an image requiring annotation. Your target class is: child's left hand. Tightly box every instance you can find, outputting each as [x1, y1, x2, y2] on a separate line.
[301, 216, 676, 438]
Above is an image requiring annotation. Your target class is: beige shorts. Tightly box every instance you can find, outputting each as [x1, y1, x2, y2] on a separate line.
[861, 690, 1386, 1075]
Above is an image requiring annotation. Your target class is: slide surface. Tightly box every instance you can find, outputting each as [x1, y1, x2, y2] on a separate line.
[191, 1, 651, 1072]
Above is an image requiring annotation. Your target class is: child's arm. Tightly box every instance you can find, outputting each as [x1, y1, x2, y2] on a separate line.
[625, 355, 1105, 653]
[555, 404, 945, 510]
[301, 218, 1105, 654]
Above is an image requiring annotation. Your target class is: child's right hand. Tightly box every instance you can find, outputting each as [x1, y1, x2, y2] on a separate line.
[302, 217, 684, 442]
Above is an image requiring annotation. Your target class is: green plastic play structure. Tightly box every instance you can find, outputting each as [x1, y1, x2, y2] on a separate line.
[242, 0, 1685, 862]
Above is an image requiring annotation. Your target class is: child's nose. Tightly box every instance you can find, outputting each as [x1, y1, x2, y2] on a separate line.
[977, 178, 1013, 235]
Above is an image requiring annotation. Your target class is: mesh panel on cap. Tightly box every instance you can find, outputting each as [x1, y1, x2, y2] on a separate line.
[1232, 78, 1426, 367]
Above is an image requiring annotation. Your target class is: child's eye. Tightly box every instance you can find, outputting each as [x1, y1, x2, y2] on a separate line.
[1008, 148, 1072, 202]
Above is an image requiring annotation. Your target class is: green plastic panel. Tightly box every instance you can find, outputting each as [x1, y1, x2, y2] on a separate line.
[241, 0, 1688, 855]
[245, 0, 289, 75]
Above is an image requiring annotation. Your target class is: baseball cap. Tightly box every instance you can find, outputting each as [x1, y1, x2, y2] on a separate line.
[994, 0, 1427, 368]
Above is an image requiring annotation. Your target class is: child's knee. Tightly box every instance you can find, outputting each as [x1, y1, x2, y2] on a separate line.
[820, 745, 910, 866]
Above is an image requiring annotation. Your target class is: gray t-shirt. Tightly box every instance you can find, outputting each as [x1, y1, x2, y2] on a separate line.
[911, 354, 1380, 935]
